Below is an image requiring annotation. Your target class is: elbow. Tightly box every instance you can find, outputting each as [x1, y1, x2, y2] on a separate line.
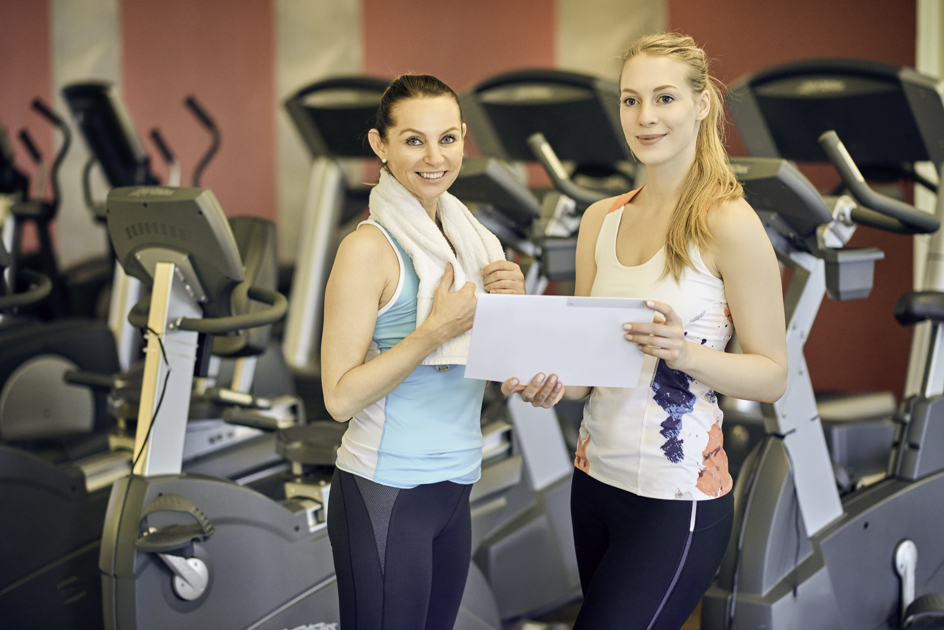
[322, 392, 354, 423]
[328, 409, 352, 423]
[760, 364, 789, 404]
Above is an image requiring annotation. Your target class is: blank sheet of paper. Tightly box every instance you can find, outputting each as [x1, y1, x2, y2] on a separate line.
[465, 294, 653, 388]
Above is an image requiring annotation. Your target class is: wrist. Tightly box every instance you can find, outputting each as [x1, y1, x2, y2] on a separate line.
[563, 385, 592, 401]
[415, 316, 452, 350]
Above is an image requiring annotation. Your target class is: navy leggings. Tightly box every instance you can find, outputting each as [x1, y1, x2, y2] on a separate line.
[570, 469, 734, 630]
[327, 468, 473, 630]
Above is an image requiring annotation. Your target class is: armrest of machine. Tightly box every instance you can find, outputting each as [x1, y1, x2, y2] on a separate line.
[127, 285, 287, 334]
[894, 291, 944, 326]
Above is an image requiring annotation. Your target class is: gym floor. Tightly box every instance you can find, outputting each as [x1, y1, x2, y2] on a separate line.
[534, 600, 702, 628]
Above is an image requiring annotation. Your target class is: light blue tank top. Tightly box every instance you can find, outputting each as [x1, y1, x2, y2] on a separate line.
[334, 221, 486, 488]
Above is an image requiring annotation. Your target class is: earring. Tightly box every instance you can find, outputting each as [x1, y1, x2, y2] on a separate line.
[382, 158, 387, 164]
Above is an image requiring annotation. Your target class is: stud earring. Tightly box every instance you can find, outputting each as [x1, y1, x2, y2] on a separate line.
[382, 158, 387, 164]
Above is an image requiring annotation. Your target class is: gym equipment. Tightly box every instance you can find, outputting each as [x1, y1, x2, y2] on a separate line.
[700, 141, 944, 630]
[460, 69, 635, 286]
[1, 88, 290, 627]
[97, 186, 341, 629]
[4, 98, 111, 320]
[0, 195, 298, 630]
[97, 164, 577, 629]
[280, 76, 390, 419]
[700, 58, 944, 629]
[63, 81, 223, 370]
[0, 99, 123, 449]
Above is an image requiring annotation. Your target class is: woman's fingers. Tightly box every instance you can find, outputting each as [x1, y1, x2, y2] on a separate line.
[502, 373, 564, 407]
[620, 300, 690, 368]
[501, 377, 525, 395]
[520, 373, 563, 407]
[482, 261, 526, 295]
[644, 299, 679, 325]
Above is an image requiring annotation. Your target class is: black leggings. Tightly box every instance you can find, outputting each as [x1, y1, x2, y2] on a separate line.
[327, 468, 473, 630]
[570, 469, 734, 630]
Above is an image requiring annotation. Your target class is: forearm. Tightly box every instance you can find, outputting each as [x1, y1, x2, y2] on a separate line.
[678, 342, 787, 403]
[323, 323, 452, 421]
[562, 385, 591, 401]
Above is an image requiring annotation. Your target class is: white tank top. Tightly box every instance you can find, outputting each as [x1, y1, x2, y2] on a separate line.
[576, 189, 734, 501]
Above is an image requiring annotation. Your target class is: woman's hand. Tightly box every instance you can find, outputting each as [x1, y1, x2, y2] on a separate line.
[623, 300, 691, 371]
[501, 373, 565, 408]
[482, 260, 526, 294]
[425, 263, 477, 340]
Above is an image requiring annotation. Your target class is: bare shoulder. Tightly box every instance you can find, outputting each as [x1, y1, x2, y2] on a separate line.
[704, 197, 774, 277]
[579, 195, 620, 234]
[335, 222, 397, 268]
[706, 197, 765, 243]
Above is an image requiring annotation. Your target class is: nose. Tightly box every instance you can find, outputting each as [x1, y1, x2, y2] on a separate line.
[425, 143, 444, 164]
[638, 101, 656, 127]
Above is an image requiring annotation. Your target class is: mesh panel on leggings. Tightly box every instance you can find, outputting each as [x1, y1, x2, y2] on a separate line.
[353, 475, 401, 574]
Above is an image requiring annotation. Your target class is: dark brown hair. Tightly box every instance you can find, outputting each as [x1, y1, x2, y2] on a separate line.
[374, 74, 463, 140]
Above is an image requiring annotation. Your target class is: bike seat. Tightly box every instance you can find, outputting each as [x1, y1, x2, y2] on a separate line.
[276, 421, 347, 466]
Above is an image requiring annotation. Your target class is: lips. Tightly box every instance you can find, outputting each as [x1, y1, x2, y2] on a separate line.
[636, 134, 665, 146]
[418, 171, 446, 180]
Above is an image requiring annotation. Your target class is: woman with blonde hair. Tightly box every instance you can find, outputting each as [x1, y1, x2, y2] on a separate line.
[504, 33, 787, 628]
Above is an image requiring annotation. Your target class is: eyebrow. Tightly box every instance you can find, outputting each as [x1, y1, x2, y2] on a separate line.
[397, 127, 461, 137]
[621, 84, 680, 94]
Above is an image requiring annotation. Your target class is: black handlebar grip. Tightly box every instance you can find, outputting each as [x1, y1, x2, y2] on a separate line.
[31, 99, 66, 128]
[17, 129, 42, 163]
[149, 129, 175, 163]
[819, 130, 939, 235]
[185, 96, 217, 131]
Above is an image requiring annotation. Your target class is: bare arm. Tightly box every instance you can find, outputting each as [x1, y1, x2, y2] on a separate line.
[623, 198, 787, 403]
[321, 226, 477, 421]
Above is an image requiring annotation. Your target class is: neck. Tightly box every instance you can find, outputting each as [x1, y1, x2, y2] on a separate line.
[423, 198, 439, 223]
[640, 150, 695, 206]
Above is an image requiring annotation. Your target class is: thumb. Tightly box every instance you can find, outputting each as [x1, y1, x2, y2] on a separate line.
[437, 263, 455, 292]
[460, 281, 476, 293]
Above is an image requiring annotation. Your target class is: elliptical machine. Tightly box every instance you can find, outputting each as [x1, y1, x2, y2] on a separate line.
[0, 99, 123, 453]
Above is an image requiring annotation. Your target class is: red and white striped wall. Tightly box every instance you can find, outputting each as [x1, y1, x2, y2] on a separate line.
[0, 0, 920, 397]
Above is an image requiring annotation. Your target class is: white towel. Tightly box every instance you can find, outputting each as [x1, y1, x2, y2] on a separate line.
[367, 169, 506, 366]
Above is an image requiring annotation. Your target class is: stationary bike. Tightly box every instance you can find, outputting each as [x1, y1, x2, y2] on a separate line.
[696, 130, 944, 629]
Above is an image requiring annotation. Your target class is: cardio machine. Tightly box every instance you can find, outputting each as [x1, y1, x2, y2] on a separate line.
[95, 184, 513, 630]
[280, 75, 391, 418]
[0, 102, 123, 453]
[698, 59, 944, 629]
[0, 88, 294, 628]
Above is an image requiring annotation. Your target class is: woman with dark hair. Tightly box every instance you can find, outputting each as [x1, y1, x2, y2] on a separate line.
[504, 33, 788, 629]
[320, 74, 525, 629]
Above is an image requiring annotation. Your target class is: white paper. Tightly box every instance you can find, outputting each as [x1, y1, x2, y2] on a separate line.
[465, 294, 654, 388]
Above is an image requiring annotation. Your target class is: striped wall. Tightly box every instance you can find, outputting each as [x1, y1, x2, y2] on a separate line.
[0, 0, 922, 397]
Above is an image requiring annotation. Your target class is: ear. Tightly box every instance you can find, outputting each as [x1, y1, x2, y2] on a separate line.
[461, 122, 467, 140]
[367, 129, 386, 162]
[695, 90, 710, 122]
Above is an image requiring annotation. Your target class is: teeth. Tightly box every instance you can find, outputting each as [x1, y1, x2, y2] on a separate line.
[419, 172, 445, 180]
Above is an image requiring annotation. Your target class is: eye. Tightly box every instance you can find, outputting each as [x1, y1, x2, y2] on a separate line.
[621, 97, 637, 106]
[405, 136, 423, 146]
[658, 94, 675, 104]
[440, 134, 457, 144]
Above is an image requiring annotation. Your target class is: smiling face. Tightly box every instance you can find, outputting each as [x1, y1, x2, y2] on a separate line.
[619, 53, 709, 177]
[368, 95, 466, 217]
